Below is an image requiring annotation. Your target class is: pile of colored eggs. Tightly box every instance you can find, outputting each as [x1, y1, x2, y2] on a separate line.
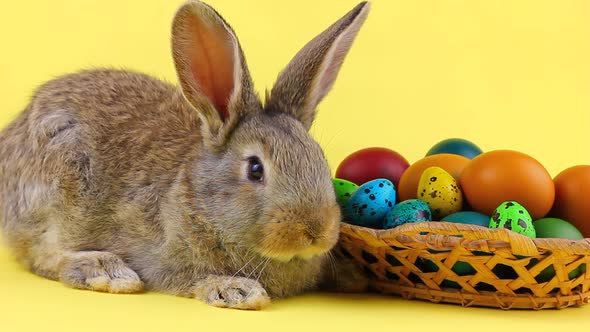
[335, 177, 431, 229]
[334, 138, 590, 242]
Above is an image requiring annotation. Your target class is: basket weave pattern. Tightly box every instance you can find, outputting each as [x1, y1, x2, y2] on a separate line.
[339, 221, 590, 310]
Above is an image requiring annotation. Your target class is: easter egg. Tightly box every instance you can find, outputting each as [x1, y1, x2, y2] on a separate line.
[533, 218, 583, 239]
[426, 138, 483, 159]
[527, 217, 585, 282]
[417, 167, 463, 220]
[441, 211, 490, 227]
[460, 150, 555, 220]
[332, 178, 359, 208]
[550, 165, 590, 237]
[343, 179, 396, 228]
[335, 147, 409, 188]
[418, 256, 479, 289]
[489, 201, 536, 238]
[398, 154, 470, 202]
[528, 258, 585, 283]
[383, 199, 431, 229]
[492, 264, 519, 280]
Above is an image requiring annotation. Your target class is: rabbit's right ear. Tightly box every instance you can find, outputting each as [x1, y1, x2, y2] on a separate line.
[266, 2, 370, 131]
[172, 1, 260, 144]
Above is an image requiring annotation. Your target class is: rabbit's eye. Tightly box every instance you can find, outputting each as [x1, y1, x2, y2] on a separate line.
[247, 157, 264, 182]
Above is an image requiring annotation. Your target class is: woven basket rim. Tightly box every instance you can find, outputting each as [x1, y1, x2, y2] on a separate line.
[340, 221, 590, 256]
[369, 280, 590, 310]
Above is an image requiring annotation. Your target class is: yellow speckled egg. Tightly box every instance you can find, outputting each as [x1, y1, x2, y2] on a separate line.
[417, 166, 463, 220]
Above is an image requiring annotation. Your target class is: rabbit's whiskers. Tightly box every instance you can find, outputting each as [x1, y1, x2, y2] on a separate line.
[327, 250, 339, 287]
[246, 256, 270, 280]
[231, 254, 256, 279]
[246, 257, 271, 300]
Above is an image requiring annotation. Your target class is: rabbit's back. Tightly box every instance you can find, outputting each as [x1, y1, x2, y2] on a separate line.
[0, 69, 202, 271]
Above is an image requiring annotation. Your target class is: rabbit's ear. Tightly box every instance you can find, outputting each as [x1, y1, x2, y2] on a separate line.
[172, 1, 259, 139]
[266, 2, 370, 130]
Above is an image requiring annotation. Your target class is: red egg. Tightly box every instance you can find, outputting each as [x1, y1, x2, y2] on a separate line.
[335, 147, 409, 188]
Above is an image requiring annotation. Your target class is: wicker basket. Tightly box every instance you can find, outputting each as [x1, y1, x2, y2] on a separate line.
[339, 221, 590, 310]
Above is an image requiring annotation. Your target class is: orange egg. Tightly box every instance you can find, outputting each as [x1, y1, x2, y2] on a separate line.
[550, 165, 590, 238]
[398, 154, 470, 201]
[459, 150, 554, 220]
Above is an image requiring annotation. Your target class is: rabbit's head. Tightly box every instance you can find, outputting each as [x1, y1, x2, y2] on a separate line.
[172, 1, 369, 261]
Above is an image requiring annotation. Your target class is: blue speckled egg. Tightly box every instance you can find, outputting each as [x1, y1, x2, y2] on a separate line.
[344, 178, 396, 228]
[383, 199, 431, 229]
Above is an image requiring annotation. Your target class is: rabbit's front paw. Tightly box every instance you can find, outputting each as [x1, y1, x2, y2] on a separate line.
[59, 251, 144, 293]
[193, 275, 271, 310]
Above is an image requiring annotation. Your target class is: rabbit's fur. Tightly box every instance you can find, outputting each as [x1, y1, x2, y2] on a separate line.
[0, 1, 370, 309]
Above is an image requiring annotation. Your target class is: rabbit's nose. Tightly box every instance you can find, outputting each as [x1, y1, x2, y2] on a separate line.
[303, 220, 321, 240]
[304, 217, 338, 241]
[304, 204, 341, 241]
[252, 203, 341, 260]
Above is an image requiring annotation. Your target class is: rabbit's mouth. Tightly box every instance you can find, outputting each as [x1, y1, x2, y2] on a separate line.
[254, 241, 335, 262]
[252, 205, 341, 262]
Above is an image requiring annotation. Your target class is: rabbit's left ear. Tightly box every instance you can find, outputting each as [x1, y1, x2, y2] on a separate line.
[266, 2, 370, 130]
[172, 1, 260, 140]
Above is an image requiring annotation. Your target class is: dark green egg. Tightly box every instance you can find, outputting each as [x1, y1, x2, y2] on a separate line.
[534, 217, 583, 239]
[527, 218, 585, 282]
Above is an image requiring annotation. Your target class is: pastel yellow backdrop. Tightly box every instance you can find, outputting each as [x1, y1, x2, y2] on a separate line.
[0, 0, 589, 331]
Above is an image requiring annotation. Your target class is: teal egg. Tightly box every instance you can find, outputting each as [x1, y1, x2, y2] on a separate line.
[441, 211, 490, 227]
[426, 138, 483, 159]
[383, 199, 431, 229]
[332, 178, 359, 208]
[344, 178, 396, 228]
[489, 201, 536, 238]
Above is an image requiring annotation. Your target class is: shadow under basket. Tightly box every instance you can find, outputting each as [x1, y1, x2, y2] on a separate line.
[339, 221, 590, 310]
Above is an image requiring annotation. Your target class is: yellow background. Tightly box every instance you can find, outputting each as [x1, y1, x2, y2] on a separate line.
[1, 0, 589, 331]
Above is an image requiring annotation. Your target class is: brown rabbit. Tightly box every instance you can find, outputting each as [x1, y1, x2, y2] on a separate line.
[0, 0, 370, 309]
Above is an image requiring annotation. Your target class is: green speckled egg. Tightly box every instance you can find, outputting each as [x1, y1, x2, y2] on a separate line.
[489, 201, 536, 238]
[332, 178, 359, 208]
[383, 199, 431, 229]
